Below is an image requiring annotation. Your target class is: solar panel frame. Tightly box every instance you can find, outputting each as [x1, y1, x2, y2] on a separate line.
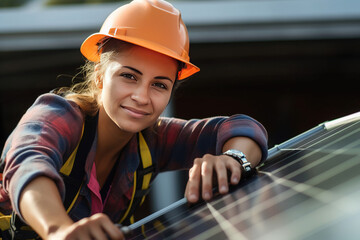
[123, 111, 360, 240]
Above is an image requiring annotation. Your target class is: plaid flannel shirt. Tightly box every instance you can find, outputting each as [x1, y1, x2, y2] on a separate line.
[0, 93, 268, 223]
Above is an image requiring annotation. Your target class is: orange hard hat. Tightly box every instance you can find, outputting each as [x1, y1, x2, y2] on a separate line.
[80, 0, 200, 80]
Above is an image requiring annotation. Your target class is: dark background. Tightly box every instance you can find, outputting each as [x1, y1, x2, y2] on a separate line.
[1, 38, 360, 149]
[1, 0, 360, 217]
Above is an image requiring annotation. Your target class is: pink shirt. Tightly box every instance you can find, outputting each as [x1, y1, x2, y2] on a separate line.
[87, 162, 104, 214]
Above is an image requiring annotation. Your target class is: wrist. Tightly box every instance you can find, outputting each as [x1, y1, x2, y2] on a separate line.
[46, 220, 74, 240]
[222, 149, 254, 178]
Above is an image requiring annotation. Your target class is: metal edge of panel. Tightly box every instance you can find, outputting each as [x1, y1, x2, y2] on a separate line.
[127, 197, 188, 231]
[265, 110, 360, 164]
[123, 111, 360, 234]
[324, 111, 360, 130]
[264, 124, 326, 164]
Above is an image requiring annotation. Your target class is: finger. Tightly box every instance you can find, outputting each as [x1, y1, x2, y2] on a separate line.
[117, 225, 132, 237]
[201, 157, 214, 200]
[185, 159, 202, 203]
[67, 223, 92, 240]
[102, 221, 124, 240]
[225, 157, 241, 185]
[88, 214, 124, 240]
[214, 158, 229, 194]
[89, 224, 109, 240]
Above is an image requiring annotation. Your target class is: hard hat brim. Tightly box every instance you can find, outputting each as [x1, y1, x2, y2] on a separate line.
[80, 33, 200, 80]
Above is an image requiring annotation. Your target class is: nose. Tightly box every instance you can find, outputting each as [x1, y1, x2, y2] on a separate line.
[131, 83, 150, 105]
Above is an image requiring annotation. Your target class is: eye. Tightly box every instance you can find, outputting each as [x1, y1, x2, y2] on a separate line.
[120, 73, 136, 80]
[152, 82, 168, 90]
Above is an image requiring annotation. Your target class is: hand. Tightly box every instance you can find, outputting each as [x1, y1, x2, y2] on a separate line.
[47, 213, 124, 240]
[185, 154, 241, 203]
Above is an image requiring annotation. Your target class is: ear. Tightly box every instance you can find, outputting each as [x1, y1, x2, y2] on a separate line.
[95, 76, 103, 89]
[94, 64, 103, 89]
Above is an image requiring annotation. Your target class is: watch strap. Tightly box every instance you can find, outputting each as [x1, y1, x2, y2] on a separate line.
[223, 149, 254, 178]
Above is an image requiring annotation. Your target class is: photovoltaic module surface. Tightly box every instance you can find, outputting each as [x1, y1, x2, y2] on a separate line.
[124, 111, 360, 240]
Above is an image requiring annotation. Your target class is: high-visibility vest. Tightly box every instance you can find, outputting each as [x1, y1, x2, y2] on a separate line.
[0, 115, 155, 239]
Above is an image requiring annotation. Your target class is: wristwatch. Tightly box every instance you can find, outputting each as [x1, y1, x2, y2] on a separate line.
[222, 149, 253, 178]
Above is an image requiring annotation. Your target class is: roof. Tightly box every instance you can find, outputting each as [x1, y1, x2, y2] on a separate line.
[1, 0, 360, 51]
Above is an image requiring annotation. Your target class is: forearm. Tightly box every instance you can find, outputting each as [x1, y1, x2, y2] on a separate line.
[19, 176, 73, 239]
[222, 136, 262, 167]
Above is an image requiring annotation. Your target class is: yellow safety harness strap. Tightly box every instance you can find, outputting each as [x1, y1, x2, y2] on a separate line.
[60, 115, 97, 212]
[0, 214, 11, 232]
[119, 132, 155, 225]
[119, 171, 138, 224]
[1, 117, 155, 237]
[0, 115, 97, 240]
[60, 125, 84, 176]
[138, 132, 153, 205]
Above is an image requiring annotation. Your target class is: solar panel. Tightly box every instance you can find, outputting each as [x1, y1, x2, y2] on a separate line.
[122, 111, 360, 240]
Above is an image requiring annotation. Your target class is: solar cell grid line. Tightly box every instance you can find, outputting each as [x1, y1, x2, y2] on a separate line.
[128, 174, 283, 239]
[263, 140, 360, 186]
[127, 135, 358, 238]
[190, 127, 360, 239]
[128, 201, 205, 239]
[253, 125, 360, 239]
[154, 151, 354, 237]
[186, 182, 304, 240]
[273, 120, 359, 154]
[193, 156, 360, 239]
[266, 112, 360, 161]
[206, 202, 247, 240]
[137, 187, 250, 239]
[255, 179, 360, 240]
[129, 172, 310, 239]
[260, 120, 360, 177]
[304, 122, 360, 152]
[154, 163, 317, 239]
[170, 178, 284, 239]
[128, 176, 290, 238]
[125, 112, 360, 240]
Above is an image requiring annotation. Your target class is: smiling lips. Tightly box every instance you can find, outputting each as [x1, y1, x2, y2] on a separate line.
[122, 106, 150, 118]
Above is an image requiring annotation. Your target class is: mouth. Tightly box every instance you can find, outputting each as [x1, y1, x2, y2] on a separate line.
[122, 106, 150, 118]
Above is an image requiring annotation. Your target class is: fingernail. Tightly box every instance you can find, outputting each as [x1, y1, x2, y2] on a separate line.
[232, 177, 239, 183]
[220, 185, 228, 193]
[189, 194, 197, 202]
[204, 192, 210, 200]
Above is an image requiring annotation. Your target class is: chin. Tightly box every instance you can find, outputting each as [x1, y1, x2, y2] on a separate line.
[116, 122, 147, 134]
[113, 115, 157, 133]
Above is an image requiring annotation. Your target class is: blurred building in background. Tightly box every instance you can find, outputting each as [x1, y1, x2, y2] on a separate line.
[1, 0, 360, 217]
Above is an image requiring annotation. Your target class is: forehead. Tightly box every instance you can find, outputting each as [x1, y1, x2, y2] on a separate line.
[108, 45, 178, 76]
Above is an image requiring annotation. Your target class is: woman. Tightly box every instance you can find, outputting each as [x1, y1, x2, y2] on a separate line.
[0, 0, 268, 239]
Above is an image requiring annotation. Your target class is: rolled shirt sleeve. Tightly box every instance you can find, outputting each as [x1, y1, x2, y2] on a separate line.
[1, 93, 84, 218]
[216, 114, 268, 161]
[146, 114, 268, 171]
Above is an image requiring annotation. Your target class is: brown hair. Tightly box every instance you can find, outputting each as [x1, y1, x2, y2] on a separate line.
[55, 38, 183, 116]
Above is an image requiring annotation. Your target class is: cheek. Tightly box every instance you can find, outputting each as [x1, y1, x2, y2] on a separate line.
[102, 79, 120, 99]
[154, 94, 171, 113]
[99, 83, 116, 109]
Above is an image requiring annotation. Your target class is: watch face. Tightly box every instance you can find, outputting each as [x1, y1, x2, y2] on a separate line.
[224, 150, 254, 178]
[227, 150, 246, 159]
[230, 149, 245, 157]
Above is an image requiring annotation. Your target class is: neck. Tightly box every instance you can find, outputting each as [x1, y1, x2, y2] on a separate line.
[94, 107, 134, 187]
[95, 107, 134, 165]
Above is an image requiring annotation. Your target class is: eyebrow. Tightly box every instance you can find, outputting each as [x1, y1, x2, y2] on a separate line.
[123, 66, 174, 83]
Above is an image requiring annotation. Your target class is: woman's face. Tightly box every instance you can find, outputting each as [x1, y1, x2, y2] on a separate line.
[99, 45, 178, 133]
